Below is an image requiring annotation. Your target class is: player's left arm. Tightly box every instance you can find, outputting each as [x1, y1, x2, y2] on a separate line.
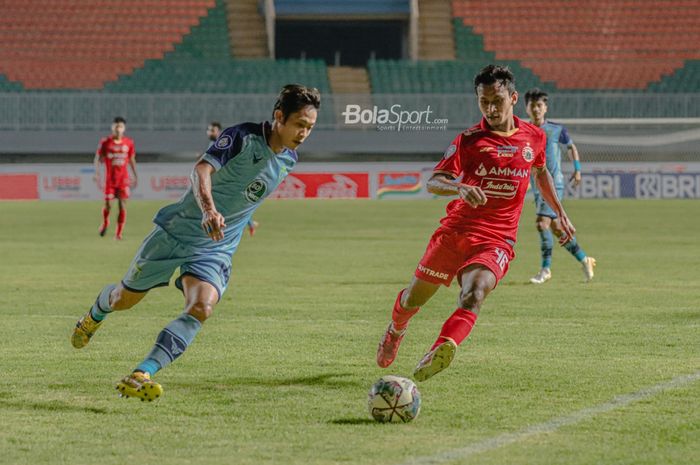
[128, 155, 138, 188]
[560, 126, 581, 187]
[533, 165, 576, 244]
[566, 143, 581, 186]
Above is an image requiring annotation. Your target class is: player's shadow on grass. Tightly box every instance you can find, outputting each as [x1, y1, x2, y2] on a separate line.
[230, 372, 360, 388]
[330, 418, 376, 425]
[0, 399, 108, 415]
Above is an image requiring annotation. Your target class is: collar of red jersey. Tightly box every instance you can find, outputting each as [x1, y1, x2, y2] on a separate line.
[480, 116, 521, 138]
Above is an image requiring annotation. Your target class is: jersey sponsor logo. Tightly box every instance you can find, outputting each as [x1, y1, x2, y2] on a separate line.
[480, 177, 519, 199]
[494, 248, 509, 271]
[215, 135, 232, 150]
[417, 263, 449, 280]
[443, 144, 457, 159]
[244, 179, 267, 203]
[497, 145, 517, 157]
[522, 144, 534, 162]
[479, 146, 494, 153]
[476, 164, 529, 179]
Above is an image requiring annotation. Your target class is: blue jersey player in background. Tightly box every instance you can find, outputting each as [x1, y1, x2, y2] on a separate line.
[71, 84, 320, 400]
[525, 88, 596, 284]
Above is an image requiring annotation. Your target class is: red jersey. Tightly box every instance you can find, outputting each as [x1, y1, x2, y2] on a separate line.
[96, 136, 135, 186]
[433, 116, 546, 243]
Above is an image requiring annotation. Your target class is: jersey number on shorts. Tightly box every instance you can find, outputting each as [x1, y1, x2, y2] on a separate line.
[494, 248, 509, 271]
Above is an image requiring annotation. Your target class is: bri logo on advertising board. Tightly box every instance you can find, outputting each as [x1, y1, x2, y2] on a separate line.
[150, 176, 190, 192]
[42, 176, 81, 191]
[377, 172, 422, 198]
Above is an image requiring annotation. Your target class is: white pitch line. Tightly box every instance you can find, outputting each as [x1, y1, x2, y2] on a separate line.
[401, 370, 700, 465]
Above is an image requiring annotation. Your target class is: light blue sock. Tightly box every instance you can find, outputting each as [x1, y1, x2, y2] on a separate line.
[564, 236, 587, 262]
[539, 229, 553, 269]
[135, 313, 202, 375]
[90, 284, 116, 322]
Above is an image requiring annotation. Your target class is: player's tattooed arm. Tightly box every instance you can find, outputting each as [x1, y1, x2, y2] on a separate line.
[192, 161, 226, 241]
[427, 173, 487, 208]
[533, 165, 576, 244]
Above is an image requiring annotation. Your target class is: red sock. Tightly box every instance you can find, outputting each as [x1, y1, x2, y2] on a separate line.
[116, 209, 126, 237]
[101, 207, 110, 226]
[431, 308, 478, 350]
[391, 289, 419, 331]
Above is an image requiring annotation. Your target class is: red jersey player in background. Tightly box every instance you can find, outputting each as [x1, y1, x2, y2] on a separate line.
[376, 65, 576, 381]
[94, 116, 137, 240]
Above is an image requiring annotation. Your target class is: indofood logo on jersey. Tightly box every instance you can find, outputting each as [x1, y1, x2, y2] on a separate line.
[341, 104, 448, 132]
[244, 179, 267, 203]
[475, 163, 529, 178]
[480, 178, 519, 199]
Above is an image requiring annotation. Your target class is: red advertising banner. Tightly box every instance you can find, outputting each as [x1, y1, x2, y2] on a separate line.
[0, 173, 38, 199]
[270, 173, 369, 199]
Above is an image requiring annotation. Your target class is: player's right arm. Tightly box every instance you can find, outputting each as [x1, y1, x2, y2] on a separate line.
[428, 132, 487, 208]
[191, 161, 226, 241]
[427, 174, 487, 208]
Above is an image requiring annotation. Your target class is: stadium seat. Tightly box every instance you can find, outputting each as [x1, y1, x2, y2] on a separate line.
[0, 0, 216, 89]
[450, 0, 700, 90]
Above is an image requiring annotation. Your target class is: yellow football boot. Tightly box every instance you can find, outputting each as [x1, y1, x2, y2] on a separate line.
[116, 371, 163, 402]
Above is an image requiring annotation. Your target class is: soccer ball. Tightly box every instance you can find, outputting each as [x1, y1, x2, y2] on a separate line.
[368, 375, 421, 423]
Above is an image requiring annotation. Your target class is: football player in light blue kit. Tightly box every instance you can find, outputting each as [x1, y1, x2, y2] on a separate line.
[71, 84, 320, 400]
[525, 88, 596, 284]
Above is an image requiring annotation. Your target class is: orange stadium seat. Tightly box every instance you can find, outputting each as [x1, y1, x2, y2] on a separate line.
[0, 0, 215, 89]
[451, 0, 700, 89]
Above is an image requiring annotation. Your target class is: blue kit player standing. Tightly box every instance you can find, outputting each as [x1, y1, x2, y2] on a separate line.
[524, 88, 596, 284]
[71, 84, 320, 400]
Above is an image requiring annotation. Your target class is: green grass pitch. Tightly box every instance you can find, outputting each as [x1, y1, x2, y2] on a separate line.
[0, 199, 698, 465]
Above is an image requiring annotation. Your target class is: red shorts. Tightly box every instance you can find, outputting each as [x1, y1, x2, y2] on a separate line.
[104, 184, 130, 200]
[415, 226, 515, 287]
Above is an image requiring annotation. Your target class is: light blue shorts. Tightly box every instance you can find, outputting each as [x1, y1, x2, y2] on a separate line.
[534, 186, 565, 219]
[121, 226, 233, 300]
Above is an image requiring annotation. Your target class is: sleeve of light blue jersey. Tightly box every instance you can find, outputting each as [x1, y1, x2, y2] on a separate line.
[201, 127, 245, 171]
[559, 126, 573, 146]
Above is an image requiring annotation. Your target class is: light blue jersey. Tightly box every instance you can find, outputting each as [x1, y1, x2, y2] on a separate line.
[154, 121, 296, 251]
[122, 121, 296, 298]
[530, 120, 573, 191]
[530, 120, 573, 218]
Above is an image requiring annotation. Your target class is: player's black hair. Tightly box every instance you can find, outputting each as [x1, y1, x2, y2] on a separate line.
[525, 88, 549, 104]
[113, 116, 126, 124]
[473, 65, 516, 94]
[209, 121, 222, 130]
[272, 84, 321, 122]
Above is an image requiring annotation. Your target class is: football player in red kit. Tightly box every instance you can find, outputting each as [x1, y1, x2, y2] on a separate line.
[376, 65, 576, 381]
[94, 116, 137, 240]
